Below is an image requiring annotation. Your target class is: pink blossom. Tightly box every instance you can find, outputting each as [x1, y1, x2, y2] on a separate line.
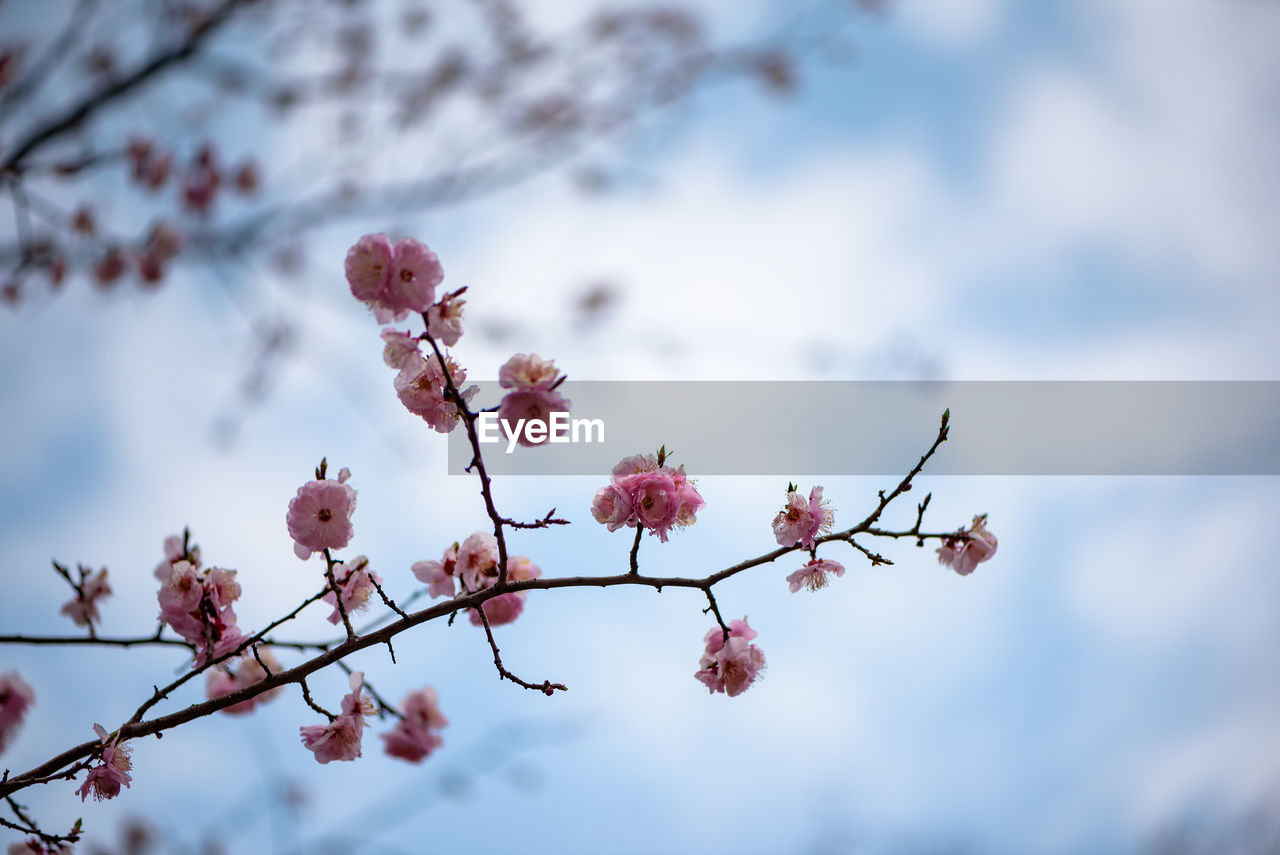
[496, 353, 570, 448]
[323, 556, 381, 624]
[771, 485, 835, 549]
[59, 566, 112, 628]
[286, 476, 357, 560]
[380, 328, 421, 370]
[426, 289, 466, 346]
[694, 618, 766, 698]
[0, 672, 35, 754]
[590, 484, 633, 531]
[207, 649, 284, 715]
[156, 560, 246, 667]
[154, 533, 199, 581]
[300, 671, 373, 764]
[77, 725, 132, 802]
[467, 555, 541, 628]
[9, 839, 72, 855]
[412, 542, 459, 599]
[786, 558, 846, 593]
[937, 514, 998, 577]
[593, 453, 706, 541]
[345, 233, 394, 308]
[344, 234, 443, 323]
[455, 531, 499, 592]
[393, 353, 477, 433]
[382, 687, 448, 763]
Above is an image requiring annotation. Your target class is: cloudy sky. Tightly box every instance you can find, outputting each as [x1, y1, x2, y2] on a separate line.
[3, 0, 1279, 853]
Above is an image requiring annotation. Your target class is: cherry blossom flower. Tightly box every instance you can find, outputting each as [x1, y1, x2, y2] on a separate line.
[154, 532, 200, 581]
[785, 558, 846, 593]
[496, 353, 570, 447]
[592, 452, 706, 542]
[412, 542, 460, 599]
[300, 671, 374, 764]
[468, 555, 541, 627]
[380, 328, 421, 370]
[694, 617, 766, 697]
[58, 566, 112, 628]
[455, 531, 500, 592]
[590, 483, 633, 531]
[426, 289, 466, 346]
[382, 687, 448, 763]
[345, 234, 443, 323]
[207, 649, 284, 715]
[322, 556, 381, 624]
[157, 560, 245, 666]
[771, 485, 835, 549]
[0, 672, 35, 754]
[76, 725, 132, 802]
[393, 352, 477, 433]
[286, 475, 357, 560]
[937, 514, 997, 577]
[9, 839, 72, 855]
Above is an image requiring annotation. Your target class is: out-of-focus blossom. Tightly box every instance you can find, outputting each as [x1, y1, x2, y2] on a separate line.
[0, 672, 35, 754]
[345, 233, 443, 323]
[937, 514, 997, 577]
[468, 555, 541, 627]
[207, 649, 284, 715]
[426, 288, 466, 346]
[59, 566, 112, 628]
[382, 687, 448, 763]
[380, 328, 421, 370]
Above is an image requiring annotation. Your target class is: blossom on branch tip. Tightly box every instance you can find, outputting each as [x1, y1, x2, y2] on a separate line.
[694, 618, 765, 697]
[786, 558, 845, 593]
[76, 724, 132, 802]
[772, 485, 834, 549]
[207, 649, 284, 715]
[592, 452, 705, 542]
[323, 556, 381, 624]
[496, 353, 570, 448]
[59, 566, 112, 628]
[300, 671, 373, 764]
[382, 687, 448, 763]
[345, 233, 443, 323]
[286, 476, 357, 559]
[937, 514, 997, 577]
[426, 289, 466, 346]
[154, 532, 200, 581]
[0, 671, 35, 754]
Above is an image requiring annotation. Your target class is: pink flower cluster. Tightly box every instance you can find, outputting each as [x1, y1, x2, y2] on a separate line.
[392, 349, 477, 433]
[58, 565, 112, 628]
[154, 532, 199, 580]
[323, 555, 382, 625]
[497, 353, 570, 447]
[207, 649, 284, 715]
[772, 485, 835, 549]
[937, 514, 998, 576]
[694, 618, 766, 697]
[411, 533, 541, 627]
[345, 233, 443, 324]
[382, 687, 449, 763]
[591, 453, 706, 542]
[157, 558, 245, 667]
[0, 672, 34, 755]
[286, 468, 357, 560]
[76, 724, 132, 802]
[300, 671, 375, 764]
[786, 557, 846, 593]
